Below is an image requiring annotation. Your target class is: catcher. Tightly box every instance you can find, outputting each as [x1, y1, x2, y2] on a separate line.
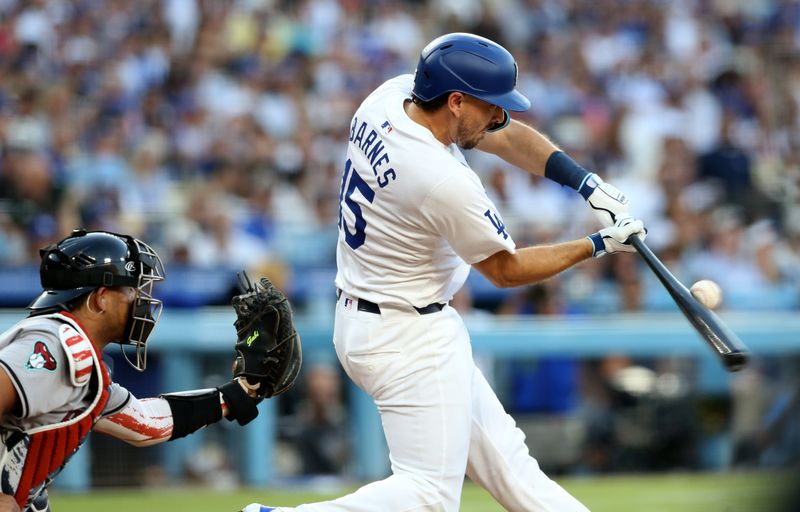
[0, 230, 301, 512]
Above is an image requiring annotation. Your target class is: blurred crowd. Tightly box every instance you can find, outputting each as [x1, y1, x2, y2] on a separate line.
[0, 0, 799, 312]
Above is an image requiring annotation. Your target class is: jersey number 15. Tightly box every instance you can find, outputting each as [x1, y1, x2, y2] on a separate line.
[338, 159, 375, 250]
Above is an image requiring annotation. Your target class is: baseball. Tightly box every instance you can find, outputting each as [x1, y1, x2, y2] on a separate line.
[690, 279, 723, 309]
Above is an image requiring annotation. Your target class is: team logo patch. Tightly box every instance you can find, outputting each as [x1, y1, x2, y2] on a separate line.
[484, 209, 509, 240]
[26, 341, 57, 371]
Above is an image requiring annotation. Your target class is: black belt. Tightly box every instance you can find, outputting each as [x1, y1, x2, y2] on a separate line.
[336, 289, 445, 315]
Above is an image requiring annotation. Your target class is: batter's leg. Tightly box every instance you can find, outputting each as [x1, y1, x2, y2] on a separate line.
[465, 366, 590, 512]
[290, 305, 474, 511]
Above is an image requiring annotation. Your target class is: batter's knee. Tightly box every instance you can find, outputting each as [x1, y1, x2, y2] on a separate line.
[394, 472, 461, 512]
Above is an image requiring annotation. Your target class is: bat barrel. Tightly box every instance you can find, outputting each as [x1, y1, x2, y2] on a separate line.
[628, 236, 751, 372]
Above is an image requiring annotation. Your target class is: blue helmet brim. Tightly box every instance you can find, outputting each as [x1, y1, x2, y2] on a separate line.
[477, 88, 531, 112]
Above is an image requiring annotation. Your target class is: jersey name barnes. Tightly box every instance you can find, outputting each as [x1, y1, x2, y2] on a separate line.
[349, 116, 396, 188]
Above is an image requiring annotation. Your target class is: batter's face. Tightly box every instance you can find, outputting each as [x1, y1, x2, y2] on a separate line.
[453, 95, 505, 150]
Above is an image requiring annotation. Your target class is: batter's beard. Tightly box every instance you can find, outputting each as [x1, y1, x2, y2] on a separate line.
[456, 124, 485, 150]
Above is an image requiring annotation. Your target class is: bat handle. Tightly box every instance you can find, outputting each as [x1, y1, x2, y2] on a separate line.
[628, 235, 682, 293]
[629, 234, 648, 254]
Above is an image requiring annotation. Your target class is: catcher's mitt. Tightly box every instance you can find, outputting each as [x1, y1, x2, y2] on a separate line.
[231, 271, 302, 399]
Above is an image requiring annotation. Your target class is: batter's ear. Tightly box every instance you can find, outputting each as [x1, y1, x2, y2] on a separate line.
[448, 92, 465, 117]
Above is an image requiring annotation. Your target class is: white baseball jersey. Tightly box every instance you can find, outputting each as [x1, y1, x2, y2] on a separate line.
[334, 74, 516, 308]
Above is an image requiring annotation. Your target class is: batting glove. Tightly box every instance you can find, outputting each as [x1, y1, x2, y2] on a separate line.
[588, 217, 646, 258]
[579, 173, 630, 227]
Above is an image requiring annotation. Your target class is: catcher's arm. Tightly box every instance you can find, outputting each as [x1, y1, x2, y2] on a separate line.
[0, 365, 20, 419]
[0, 494, 20, 512]
[95, 380, 261, 444]
[95, 270, 302, 443]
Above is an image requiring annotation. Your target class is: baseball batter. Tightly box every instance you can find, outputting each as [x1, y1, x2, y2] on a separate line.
[0, 230, 270, 512]
[242, 33, 645, 512]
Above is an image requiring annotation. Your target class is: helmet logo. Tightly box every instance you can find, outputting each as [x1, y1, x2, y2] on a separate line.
[125, 261, 136, 272]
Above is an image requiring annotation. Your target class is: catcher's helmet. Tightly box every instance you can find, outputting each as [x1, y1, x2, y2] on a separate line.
[412, 33, 531, 114]
[29, 229, 165, 371]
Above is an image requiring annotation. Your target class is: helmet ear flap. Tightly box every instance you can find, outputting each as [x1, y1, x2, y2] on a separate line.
[485, 109, 510, 133]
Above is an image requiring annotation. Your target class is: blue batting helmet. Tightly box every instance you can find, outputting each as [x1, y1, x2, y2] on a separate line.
[412, 33, 531, 112]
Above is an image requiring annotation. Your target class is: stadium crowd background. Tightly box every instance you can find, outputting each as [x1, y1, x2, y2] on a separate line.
[0, 0, 799, 483]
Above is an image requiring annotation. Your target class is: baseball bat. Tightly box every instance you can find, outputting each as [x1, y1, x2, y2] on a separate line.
[629, 236, 750, 372]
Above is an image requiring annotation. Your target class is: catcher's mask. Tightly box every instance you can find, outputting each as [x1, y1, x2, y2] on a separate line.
[29, 229, 166, 371]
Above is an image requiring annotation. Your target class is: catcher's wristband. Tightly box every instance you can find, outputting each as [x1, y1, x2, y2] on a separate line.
[218, 379, 261, 426]
[161, 388, 224, 440]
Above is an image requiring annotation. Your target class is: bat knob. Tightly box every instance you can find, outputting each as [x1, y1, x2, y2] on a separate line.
[723, 351, 750, 372]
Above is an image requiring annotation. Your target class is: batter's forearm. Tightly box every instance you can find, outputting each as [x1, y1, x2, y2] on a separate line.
[478, 119, 559, 176]
[474, 239, 594, 288]
[480, 120, 595, 193]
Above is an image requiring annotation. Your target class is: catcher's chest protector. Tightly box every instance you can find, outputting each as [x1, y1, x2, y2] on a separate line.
[0, 314, 111, 510]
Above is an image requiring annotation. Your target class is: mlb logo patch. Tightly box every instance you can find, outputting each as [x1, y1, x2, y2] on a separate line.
[380, 120, 393, 135]
[343, 297, 354, 310]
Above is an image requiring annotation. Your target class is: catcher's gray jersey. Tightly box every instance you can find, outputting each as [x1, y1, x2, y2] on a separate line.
[0, 312, 129, 510]
[0, 314, 129, 433]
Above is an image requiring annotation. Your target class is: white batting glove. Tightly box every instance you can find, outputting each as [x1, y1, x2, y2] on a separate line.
[579, 173, 630, 227]
[588, 217, 646, 258]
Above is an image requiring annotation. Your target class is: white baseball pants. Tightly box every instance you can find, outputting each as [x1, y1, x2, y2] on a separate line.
[291, 293, 589, 512]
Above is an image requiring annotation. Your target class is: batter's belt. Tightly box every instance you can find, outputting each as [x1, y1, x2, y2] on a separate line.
[336, 289, 445, 315]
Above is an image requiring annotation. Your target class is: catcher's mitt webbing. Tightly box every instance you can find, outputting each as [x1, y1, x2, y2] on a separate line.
[231, 271, 302, 399]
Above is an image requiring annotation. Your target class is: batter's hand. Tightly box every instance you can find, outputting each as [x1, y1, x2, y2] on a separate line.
[579, 173, 630, 227]
[588, 217, 646, 258]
